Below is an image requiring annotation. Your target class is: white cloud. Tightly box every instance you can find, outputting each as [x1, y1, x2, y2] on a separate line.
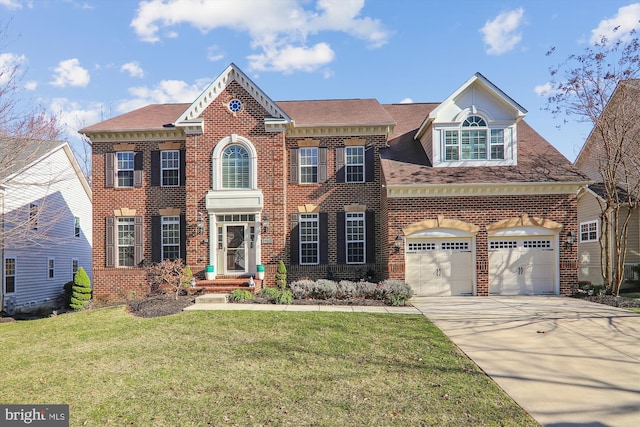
[49, 97, 102, 140]
[0, 53, 27, 84]
[247, 43, 335, 73]
[480, 8, 525, 55]
[117, 79, 206, 113]
[590, 3, 640, 44]
[399, 98, 413, 104]
[207, 45, 225, 62]
[121, 62, 144, 78]
[24, 80, 37, 91]
[130, 0, 389, 73]
[0, 0, 22, 9]
[534, 82, 555, 96]
[50, 58, 90, 87]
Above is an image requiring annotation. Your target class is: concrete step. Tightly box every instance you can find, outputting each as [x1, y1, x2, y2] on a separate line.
[195, 294, 229, 304]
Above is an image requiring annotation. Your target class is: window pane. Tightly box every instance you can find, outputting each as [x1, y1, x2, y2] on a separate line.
[299, 148, 318, 184]
[490, 129, 504, 160]
[162, 216, 180, 260]
[117, 152, 134, 187]
[222, 145, 249, 189]
[461, 130, 486, 160]
[299, 214, 319, 264]
[118, 217, 135, 266]
[444, 130, 459, 161]
[346, 212, 365, 264]
[5, 258, 15, 293]
[161, 150, 180, 186]
[346, 146, 364, 182]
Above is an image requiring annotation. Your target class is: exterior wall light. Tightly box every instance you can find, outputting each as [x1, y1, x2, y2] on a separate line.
[262, 215, 270, 234]
[394, 234, 404, 253]
[565, 231, 576, 248]
[197, 211, 205, 235]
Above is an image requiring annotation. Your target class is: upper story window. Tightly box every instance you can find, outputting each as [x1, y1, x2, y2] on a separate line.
[222, 145, 250, 189]
[74, 216, 81, 238]
[299, 147, 318, 184]
[161, 150, 180, 186]
[346, 146, 364, 183]
[29, 203, 38, 230]
[443, 115, 505, 162]
[117, 152, 135, 187]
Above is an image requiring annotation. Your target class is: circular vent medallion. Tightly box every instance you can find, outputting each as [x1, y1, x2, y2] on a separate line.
[228, 99, 243, 113]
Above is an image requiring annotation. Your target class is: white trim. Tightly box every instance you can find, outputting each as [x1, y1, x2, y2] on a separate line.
[387, 182, 587, 198]
[47, 257, 55, 280]
[580, 220, 599, 242]
[211, 134, 258, 190]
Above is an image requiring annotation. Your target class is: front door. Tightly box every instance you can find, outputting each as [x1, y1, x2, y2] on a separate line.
[225, 225, 246, 273]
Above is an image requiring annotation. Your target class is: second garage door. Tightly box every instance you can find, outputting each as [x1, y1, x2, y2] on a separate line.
[488, 237, 556, 295]
[405, 239, 474, 296]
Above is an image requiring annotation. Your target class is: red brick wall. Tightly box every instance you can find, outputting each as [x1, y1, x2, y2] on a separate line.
[385, 193, 579, 295]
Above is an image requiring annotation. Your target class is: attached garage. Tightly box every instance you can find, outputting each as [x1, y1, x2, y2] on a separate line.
[488, 228, 558, 295]
[405, 234, 474, 296]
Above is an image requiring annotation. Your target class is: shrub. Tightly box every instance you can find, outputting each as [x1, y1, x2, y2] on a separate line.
[289, 280, 315, 299]
[275, 261, 287, 291]
[62, 280, 74, 308]
[182, 265, 193, 288]
[276, 290, 293, 305]
[313, 279, 337, 299]
[229, 289, 254, 302]
[70, 267, 91, 311]
[336, 280, 358, 299]
[259, 287, 281, 303]
[147, 259, 189, 299]
[379, 279, 413, 305]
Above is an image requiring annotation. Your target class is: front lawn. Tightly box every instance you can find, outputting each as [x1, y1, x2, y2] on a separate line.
[0, 307, 537, 426]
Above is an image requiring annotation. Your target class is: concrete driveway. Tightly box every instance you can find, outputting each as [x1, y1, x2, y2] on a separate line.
[410, 296, 640, 427]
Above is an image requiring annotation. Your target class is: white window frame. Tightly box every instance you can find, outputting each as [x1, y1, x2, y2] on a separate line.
[299, 147, 318, 184]
[299, 213, 319, 265]
[442, 115, 506, 162]
[161, 150, 180, 187]
[580, 220, 599, 243]
[345, 146, 365, 183]
[346, 212, 366, 264]
[221, 145, 250, 189]
[4, 256, 16, 294]
[117, 217, 136, 267]
[48, 257, 55, 279]
[74, 216, 80, 238]
[161, 216, 181, 261]
[72, 258, 79, 280]
[30, 203, 38, 230]
[116, 151, 135, 188]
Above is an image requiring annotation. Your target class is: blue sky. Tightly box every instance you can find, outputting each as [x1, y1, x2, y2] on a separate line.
[2, 0, 639, 162]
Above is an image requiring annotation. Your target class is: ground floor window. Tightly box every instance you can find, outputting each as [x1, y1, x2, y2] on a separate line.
[4, 257, 16, 294]
[300, 214, 319, 265]
[162, 216, 180, 260]
[117, 217, 136, 267]
[346, 212, 366, 264]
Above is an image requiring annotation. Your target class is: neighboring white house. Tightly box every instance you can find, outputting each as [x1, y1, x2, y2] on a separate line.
[1, 140, 92, 315]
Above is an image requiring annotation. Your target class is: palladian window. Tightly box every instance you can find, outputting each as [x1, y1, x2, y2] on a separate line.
[222, 145, 249, 189]
[444, 115, 505, 161]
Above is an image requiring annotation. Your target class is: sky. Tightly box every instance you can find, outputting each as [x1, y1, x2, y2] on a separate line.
[2, 0, 640, 163]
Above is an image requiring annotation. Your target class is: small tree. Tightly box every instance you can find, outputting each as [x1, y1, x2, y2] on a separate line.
[70, 267, 91, 310]
[275, 260, 287, 291]
[182, 265, 193, 288]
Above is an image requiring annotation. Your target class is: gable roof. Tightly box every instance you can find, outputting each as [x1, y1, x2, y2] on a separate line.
[176, 63, 291, 128]
[415, 72, 527, 140]
[0, 139, 92, 201]
[380, 104, 588, 186]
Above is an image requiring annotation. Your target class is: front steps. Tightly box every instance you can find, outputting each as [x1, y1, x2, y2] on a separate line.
[191, 277, 262, 305]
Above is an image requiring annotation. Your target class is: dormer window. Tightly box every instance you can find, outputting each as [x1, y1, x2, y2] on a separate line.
[443, 115, 505, 161]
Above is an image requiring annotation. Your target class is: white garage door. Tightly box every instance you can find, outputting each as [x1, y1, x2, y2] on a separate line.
[405, 239, 473, 296]
[488, 238, 556, 295]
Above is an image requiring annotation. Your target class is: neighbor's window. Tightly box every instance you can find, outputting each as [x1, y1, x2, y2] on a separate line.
[4, 257, 16, 294]
[299, 148, 318, 184]
[117, 217, 136, 266]
[345, 146, 365, 183]
[222, 145, 250, 189]
[161, 150, 180, 186]
[346, 212, 366, 264]
[299, 213, 319, 265]
[162, 216, 180, 261]
[116, 151, 135, 187]
[48, 258, 55, 279]
[580, 221, 598, 242]
[74, 217, 80, 238]
[72, 259, 79, 280]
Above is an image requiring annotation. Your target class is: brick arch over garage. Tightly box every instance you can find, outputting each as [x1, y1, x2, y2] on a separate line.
[486, 214, 563, 234]
[402, 215, 479, 236]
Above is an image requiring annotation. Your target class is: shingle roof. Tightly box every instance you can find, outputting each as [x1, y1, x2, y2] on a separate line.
[79, 104, 190, 133]
[277, 99, 396, 127]
[0, 138, 66, 181]
[380, 103, 588, 185]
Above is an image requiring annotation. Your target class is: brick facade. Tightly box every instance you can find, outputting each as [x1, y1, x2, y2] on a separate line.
[83, 65, 586, 300]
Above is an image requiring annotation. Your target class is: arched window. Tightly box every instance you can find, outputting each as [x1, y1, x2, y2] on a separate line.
[222, 145, 249, 189]
[443, 115, 505, 161]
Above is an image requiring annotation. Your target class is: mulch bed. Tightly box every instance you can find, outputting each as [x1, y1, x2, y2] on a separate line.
[574, 294, 640, 308]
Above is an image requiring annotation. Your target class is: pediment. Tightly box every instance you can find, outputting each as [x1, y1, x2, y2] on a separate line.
[175, 63, 291, 133]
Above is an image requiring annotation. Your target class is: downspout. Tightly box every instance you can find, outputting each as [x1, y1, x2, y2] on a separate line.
[0, 189, 4, 312]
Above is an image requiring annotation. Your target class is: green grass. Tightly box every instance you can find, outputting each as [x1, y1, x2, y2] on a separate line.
[0, 307, 537, 426]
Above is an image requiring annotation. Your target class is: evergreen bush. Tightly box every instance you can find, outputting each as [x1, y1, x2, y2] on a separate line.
[275, 260, 287, 291]
[70, 267, 91, 310]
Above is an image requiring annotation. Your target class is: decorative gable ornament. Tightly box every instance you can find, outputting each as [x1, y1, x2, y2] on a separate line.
[175, 63, 291, 134]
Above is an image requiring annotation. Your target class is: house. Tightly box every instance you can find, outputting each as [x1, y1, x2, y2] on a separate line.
[574, 80, 640, 286]
[80, 64, 587, 299]
[1, 140, 93, 315]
